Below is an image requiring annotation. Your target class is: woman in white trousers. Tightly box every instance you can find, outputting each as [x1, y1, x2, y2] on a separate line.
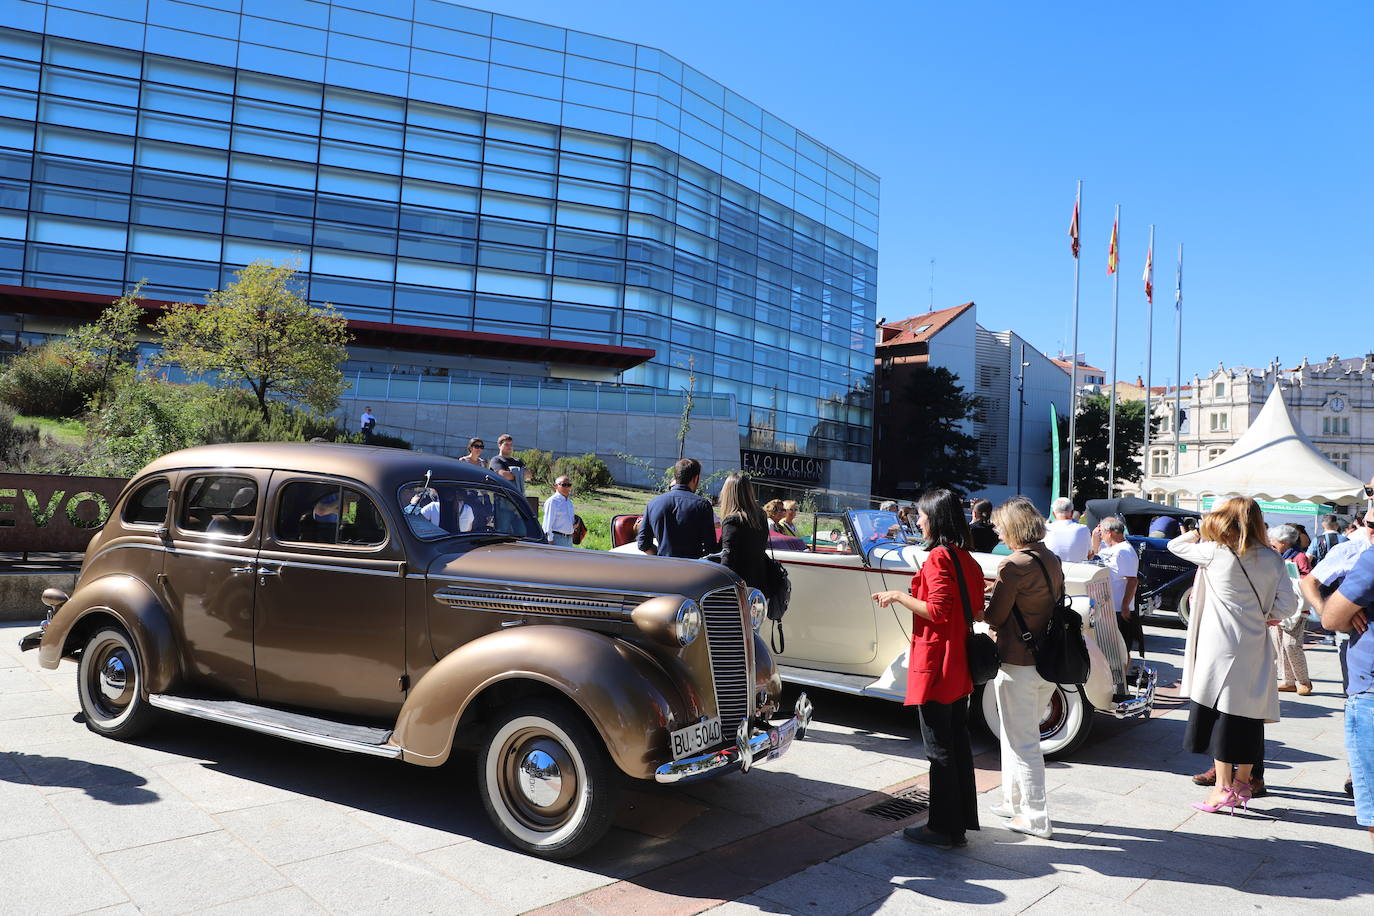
[982, 497, 1065, 840]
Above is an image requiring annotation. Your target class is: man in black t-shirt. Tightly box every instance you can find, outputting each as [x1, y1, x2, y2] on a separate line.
[487, 433, 525, 497]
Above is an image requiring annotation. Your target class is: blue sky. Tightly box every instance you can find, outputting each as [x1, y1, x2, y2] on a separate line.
[476, 0, 1371, 386]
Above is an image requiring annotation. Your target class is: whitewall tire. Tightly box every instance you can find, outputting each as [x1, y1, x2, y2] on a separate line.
[76, 626, 156, 739]
[978, 681, 1094, 760]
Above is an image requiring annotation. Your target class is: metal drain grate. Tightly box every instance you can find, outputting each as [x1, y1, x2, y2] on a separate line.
[862, 786, 931, 821]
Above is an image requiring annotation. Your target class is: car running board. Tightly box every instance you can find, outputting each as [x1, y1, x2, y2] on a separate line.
[148, 694, 402, 759]
[779, 665, 906, 703]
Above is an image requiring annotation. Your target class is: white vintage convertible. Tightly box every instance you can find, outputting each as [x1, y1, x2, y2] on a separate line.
[615, 508, 1156, 758]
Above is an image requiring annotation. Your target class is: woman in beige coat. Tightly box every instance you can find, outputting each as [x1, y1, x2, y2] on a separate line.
[1169, 497, 1297, 813]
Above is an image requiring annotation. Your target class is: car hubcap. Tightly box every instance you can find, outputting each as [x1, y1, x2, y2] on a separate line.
[86, 639, 135, 721]
[1040, 689, 1068, 739]
[99, 655, 127, 702]
[499, 730, 577, 831]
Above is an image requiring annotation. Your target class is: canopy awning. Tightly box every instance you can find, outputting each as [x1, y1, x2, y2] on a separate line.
[1142, 384, 1366, 505]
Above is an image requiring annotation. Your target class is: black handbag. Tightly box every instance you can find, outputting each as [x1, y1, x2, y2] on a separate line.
[947, 546, 1001, 686]
[765, 553, 791, 654]
[1009, 551, 1091, 686]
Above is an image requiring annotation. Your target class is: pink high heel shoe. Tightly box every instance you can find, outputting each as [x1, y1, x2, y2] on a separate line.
[1231, 780, 1253, 812]
[1191, 785, 1244, 815]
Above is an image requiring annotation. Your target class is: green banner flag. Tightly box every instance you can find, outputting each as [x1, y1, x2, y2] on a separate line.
[1050, 402, 1061, 499]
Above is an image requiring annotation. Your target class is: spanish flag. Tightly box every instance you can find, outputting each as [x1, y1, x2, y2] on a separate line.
[1106, 219, 1119, 275]
[1068, 198, 1080, 258]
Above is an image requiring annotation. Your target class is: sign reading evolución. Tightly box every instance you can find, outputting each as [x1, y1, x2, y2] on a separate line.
[0, 473, 129, 552]
[740, 450, 828, 486]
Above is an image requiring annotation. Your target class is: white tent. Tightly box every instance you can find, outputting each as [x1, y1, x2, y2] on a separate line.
[1145, 384, 1367, 505]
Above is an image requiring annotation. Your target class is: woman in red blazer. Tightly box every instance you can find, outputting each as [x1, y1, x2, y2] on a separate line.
[873, 488, 984, 849]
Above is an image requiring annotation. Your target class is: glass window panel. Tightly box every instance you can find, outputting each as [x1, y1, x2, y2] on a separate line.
[484, 140, 556, 171]
[474, 293, 548, 326]
[312, 248, 394, 281]
[478, 243, 546, 273]
[29, 212, 126, 249]
[232, 127, 317, 163]
[44, 36, 140, 78]
[401, 178, 479, 213]
[36, 155, 130, 192]
[132, 197, 223, 233]
[315, 221, 396, 255]
[0, 209, 25, 239]
[226, 182, 309, 216]
[480, 218, 547, 248]
[229, 153, 313, 188]
[484, 115, 556, 148]
[563, 79, 634, 114]
[396, 258, 473, 289]
[406, 101, 483, 136]
[408, 47, 488, 85]
[316, 194, 397, 227]
[143, 54, 234, 93]
[562, 104, 632, 138]
[309, 274, 392, 308]
[410, 23, 489, 61]
[240, 15, 327, 55]
[36, 124, 131, 164]
[415, 0, 490, 33]
[326, 34, 409, 74]
[319, 166, 399, 201]
[555, 202, 623, 233]
[41, 67, 138, 107]
[322, 112, 402, 149]
[145, 26, 237, 67]
[129, 225, 222, 261]
[628, 188, 672, 219]
[552, 277, 619, 307]
[40, 97, 136, 135]
[489, 62, 561, 99]
[483, 165, 555, 197]
[140, 85, 233, 124]
[486, 89, 561, 124]
[560, 153, 626, 184]
[0, 59, 39, 95]
[552, 302, 617, 333]
[399, 232, 474, 263]
[0, 179, 26, 210]
[626, 237, 671, 267]
[27, 243, 124, 279]
[493, 16, 564, 50]
[404, 126, 482, 163]
[491, 40, 564, 77]
[394, 287, 473, 320]
[0, 25, 42, 61]
[225, 209, 312, 244]
[553, 253, 621, 283]
[557, 177, 625, 208]
[32, 184, 126, 221]
[400, 207, 476, 237]
[481, 190, 553, 221]
[565, 54, 633, 89]
[566, 32, 634, 66]
[554, 228, 623, 258]
[402, 152, 480, 187]
[321, 139, 401, 175]
[126, 253, 219, 290]
[329, 7, 411, 44]
[563, 129, 628, 161]
[139, 111, 230, 149]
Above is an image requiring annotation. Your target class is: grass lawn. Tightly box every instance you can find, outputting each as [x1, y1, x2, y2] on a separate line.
[541, 482, 656, 551]
[15, 414, 88, 445]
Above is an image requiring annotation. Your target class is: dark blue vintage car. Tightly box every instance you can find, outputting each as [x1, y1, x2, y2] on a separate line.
[1081, 498, 1202, 624]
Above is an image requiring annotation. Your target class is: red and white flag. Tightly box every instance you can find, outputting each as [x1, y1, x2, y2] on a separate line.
[1068, 198, 1080, 258]
[1143, 242, 1154, 303]
[1106, 219, 1119, 275]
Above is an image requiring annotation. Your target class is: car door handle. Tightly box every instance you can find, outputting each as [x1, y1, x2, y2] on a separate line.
[256, 566, 281, 577]
[230, 566, 255, 575]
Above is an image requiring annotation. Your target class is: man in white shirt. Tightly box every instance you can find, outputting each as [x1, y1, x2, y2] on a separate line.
[1091, 515, 1141, 655]
[1044, 497, 1091, 563]
[542, 477, 576, 547]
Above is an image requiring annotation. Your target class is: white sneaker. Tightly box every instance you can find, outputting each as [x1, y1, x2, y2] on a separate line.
[1007, 817, 1053, 840]
[988, 803, 1016, 819]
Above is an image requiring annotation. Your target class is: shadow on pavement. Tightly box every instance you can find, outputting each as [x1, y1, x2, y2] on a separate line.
[2, 751, 160, 804]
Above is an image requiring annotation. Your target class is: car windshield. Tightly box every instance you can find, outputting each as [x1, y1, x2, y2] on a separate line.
[850, 509, 918, 560]
[397, 481, 540, 541]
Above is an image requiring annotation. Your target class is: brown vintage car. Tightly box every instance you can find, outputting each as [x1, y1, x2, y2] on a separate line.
[22, 443, 812, 858]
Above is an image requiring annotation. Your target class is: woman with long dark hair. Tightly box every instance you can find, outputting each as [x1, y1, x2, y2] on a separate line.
[718, 473, 769, 591]
[872, 488, 983, 848]
[1171, 497, 1296, 813]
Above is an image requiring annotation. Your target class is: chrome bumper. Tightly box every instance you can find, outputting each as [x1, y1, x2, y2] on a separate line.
[654, 693, 813, 784]
[1109, 664, 1158, 719]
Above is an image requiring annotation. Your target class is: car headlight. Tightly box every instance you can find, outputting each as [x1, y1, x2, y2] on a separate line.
[673, 599, 702, 647]
[747, 588, 767, 631]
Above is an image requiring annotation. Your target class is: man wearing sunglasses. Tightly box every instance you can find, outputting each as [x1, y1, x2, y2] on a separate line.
[1309, 478, 1374, 844]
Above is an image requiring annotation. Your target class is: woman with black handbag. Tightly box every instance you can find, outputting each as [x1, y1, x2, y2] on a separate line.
[872, 488, 984, 849]
[982, 497, 1065, 840]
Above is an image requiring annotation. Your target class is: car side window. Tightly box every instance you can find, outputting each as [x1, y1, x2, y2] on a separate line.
[122, 478, 169, 527]
[277, 481, 386, 547]
[180, 475, 257, 537]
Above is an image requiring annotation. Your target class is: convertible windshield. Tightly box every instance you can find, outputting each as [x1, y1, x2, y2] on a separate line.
[850, 509, 918, 559]
[398, 482, 539, 541]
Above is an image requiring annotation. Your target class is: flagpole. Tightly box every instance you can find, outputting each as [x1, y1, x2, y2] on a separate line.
[1143, 224, 1155, 486]
[1173, 243, 1184, 476]
[1067, 180, 1082, 502]
[1107, 204, 1121, 496]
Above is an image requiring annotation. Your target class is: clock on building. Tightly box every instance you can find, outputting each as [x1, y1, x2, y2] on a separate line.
[1330, 396, 1347, 413]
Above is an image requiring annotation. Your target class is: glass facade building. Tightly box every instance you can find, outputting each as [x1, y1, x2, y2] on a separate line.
[0, 1, 878, 470]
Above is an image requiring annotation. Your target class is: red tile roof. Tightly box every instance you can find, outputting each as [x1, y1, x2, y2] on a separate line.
[876, 302, 974, 347]
[1051, 357, 1106, 374]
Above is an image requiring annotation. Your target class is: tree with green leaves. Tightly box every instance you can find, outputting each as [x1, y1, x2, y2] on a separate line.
[69, 280, 146, 412]
[155, 261, 350, 423]
[890, 364, 987, 497]
[1053, 393, 1158, 503]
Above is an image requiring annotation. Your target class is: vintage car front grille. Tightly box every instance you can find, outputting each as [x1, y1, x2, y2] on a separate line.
[701, 586, 750, 745]
[435, 583, 657, 621]
[1085, 577, 1128, 689]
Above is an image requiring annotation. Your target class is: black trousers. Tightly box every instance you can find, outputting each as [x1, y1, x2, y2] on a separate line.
[916, 696, 980, 837]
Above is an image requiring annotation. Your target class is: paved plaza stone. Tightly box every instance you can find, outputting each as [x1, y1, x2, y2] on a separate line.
[2, 619, 1370, 914]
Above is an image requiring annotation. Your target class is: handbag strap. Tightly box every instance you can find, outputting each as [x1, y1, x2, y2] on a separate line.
[944, 546, 976, 635]
[1008, 550, 1062, 649]
[1230, 547, 1273, 615]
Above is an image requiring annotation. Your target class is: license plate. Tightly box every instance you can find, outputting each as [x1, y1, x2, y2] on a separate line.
[767, 718, 798, 761]
[670, 717, 722, 761]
